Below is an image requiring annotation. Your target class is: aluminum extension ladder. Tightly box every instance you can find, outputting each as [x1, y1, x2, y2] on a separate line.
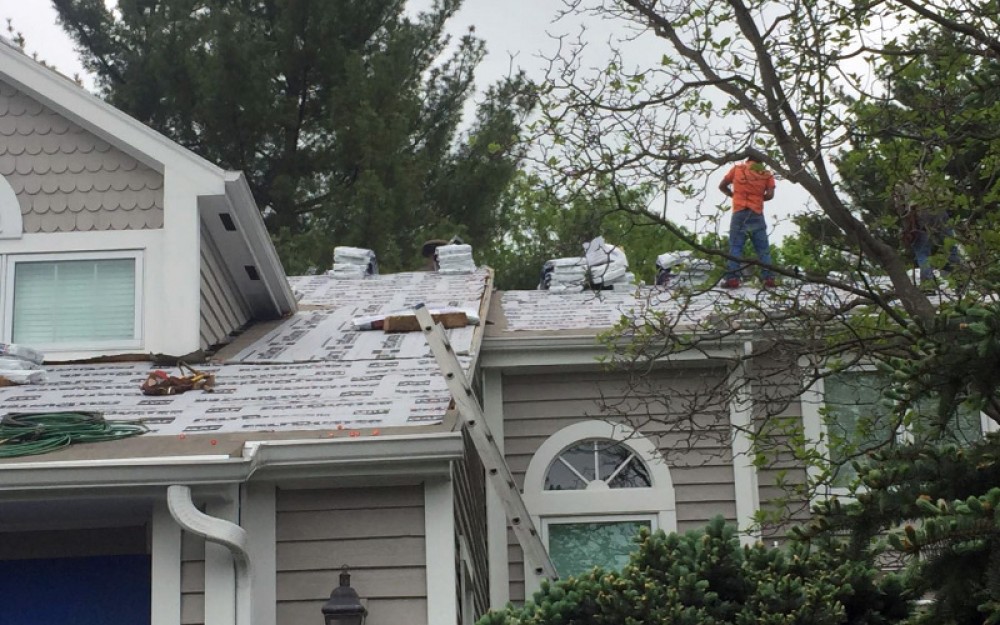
[414, 304, 559, 581]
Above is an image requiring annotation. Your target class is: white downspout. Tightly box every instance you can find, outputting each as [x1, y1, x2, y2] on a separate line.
[167, 484, 253, 625]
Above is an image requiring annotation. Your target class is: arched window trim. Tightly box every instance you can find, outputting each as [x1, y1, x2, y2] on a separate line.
[0, 175, 22, 240]
[523, 420, 677, 520]
[521, 420, 678, 591]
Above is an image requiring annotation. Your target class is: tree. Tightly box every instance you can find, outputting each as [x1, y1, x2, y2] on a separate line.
[527, 0, 1000, 618]
[54, 0, 536, 273]
[479, 517, 910, 625]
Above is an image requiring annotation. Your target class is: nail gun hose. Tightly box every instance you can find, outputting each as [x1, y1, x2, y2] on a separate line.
[0, 411, 147, 458]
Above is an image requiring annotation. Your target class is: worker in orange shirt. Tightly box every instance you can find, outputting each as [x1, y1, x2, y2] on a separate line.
[718, 150, 776, 288]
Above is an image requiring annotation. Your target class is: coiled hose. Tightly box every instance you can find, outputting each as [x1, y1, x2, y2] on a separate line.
[0, 411, 147, 458]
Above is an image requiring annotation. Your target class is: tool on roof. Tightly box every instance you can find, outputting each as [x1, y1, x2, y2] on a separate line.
[0, 411, 147, 458]
[141, 361, 216, 396]
[415, 303, 559, 581]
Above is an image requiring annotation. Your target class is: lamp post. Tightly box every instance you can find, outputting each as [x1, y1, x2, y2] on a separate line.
[321, 566, 367, 625]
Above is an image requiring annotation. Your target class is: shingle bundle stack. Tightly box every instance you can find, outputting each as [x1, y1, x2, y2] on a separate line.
[435, 244, 476, 274]
[0, 343, 45, 385]
[330, 247, 378, 279]
[584, 237, 633, 289]
[656, 251, 714, 288]
[539, 257, 588, 292]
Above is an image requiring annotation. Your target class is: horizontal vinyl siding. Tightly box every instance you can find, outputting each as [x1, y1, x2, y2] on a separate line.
[276, 485, 427, 625]
[180, 529, 205, 625]
[503, 368, 737, 604]
[199, 228, 251, 350]
[454, 430, 489, 622]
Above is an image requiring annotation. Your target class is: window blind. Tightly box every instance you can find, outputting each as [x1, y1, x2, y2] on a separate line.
[12, 258, 137, 346]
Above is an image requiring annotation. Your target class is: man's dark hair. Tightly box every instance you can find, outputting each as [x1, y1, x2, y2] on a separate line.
[743, 148, 765, 162]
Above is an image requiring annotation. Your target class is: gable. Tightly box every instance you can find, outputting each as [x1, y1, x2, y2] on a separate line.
[0, 79, 164, 233]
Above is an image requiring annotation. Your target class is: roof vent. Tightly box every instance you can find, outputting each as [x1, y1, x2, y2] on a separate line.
[330, 247, 378, 279]
[218, 212, 237, 231]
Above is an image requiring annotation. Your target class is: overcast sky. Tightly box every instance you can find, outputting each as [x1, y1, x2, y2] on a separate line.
[0, 0, 808, 242]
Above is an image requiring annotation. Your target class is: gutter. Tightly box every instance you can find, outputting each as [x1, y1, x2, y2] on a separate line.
[480, 333, 744, 369]
[168, 485, 252, 625]
[0, 432, 464, 492]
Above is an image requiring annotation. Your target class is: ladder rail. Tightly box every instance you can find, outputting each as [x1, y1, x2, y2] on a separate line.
[414, 304, 559, 581]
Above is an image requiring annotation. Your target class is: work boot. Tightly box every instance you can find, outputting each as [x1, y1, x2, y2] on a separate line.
[763, 276, 777, 288]
[723, 278, 741, 289]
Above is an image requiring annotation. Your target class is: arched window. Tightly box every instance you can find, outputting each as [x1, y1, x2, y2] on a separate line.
[544, 439, 652, 491]
[523, 421, 676, 583]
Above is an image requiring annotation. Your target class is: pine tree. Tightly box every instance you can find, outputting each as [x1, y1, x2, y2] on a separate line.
[54, 0, 535, 273]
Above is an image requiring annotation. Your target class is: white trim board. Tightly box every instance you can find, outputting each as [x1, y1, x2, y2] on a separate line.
[425, 477, 458, 625]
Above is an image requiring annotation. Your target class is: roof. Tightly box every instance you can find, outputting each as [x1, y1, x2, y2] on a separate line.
[480, 281, 866, 368]
[0, 269, 491, 444]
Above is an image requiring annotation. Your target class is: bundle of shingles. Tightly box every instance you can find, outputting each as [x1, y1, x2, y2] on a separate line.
[435, 244, 476, 274]
[0, 343, 45, 386]
[584, 236, 634, 290]
[538, 257, 588, 292]
[330, 246, 378, 279]
[655, 251, 714, 288]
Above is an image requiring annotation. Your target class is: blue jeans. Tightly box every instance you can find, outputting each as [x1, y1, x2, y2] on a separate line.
[726, 209, 773, 280]
[912, 228, 960, 281]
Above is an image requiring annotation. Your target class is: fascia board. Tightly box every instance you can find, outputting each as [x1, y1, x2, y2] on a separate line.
[0, 433, 463, 492]
[480, 334, 743, 369]
[223, 173, 297, 317]
[0, 42, 224, 191]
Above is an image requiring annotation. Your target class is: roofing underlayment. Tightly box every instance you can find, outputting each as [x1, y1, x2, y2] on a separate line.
[492, 282, 856, 334]
[0, 269, 490, 436]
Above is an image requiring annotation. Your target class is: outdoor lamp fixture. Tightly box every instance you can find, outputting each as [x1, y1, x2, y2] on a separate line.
[321, 565, 367, 625]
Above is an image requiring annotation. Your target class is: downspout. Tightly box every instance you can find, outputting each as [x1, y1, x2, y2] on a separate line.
[167, 484, 252, 625]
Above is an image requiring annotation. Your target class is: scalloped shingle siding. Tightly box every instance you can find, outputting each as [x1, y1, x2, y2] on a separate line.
[0, 79, 164, 232]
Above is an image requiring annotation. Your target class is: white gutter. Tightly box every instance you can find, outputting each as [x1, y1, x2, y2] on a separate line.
[168, 484, 252, 625]
[0, 432, 464, 491]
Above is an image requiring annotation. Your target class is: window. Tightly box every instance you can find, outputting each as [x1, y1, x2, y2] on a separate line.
[804, 367, 990, 493]
[544, 516, 653, 577]
[522, 421, 677, 585]
[545, 439, 652, 491]
[4, 252, 142, 351]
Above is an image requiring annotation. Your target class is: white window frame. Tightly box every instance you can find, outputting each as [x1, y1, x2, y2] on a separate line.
[541, 513, 658, 578]
[801, 362, 997, 501]
[0, 175, 22, 240]
[2, 250, 144, 353]
[522, 420, 677, 593]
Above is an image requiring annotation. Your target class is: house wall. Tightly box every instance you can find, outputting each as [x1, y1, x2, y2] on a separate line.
[750, 352, 812, 541]
[199, 224, 251, 349]
[275, 485, 427, 625]
[454, 430, 490, 622]
[501, 367, 737, 604]
[0, 79, 164, 233]
[180, 530, 207, 625]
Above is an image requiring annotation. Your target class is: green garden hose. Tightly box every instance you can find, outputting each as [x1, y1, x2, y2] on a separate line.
[0, 411, 148, 458]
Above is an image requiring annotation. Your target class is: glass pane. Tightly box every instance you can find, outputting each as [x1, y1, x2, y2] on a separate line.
[13, 259, 136, 345]
[608, 455, 652, 488]
[548, 520, 651, 577]
[824, 371, 895, 487]
[545, 458, 587, 491]
[558, 442, 597, 483]
[595, 441, 631, 481]
[912, 397, 983, 445]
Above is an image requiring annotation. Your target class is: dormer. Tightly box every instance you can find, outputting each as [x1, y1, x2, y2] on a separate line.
[0, 41, 295, 361]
